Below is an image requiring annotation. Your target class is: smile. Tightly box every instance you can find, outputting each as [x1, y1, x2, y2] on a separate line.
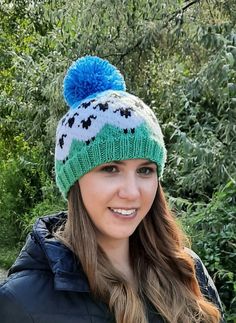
[109, 208, 137, 216]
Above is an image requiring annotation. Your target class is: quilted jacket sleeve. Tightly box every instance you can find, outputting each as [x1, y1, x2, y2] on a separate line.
[0, 282, 34, 323]
[188, 249, 225, 323]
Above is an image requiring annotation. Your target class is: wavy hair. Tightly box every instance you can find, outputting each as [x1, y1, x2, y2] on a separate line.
[56, 181, 221, 323]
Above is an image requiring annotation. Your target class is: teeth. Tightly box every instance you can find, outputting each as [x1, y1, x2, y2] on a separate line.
[110, 208, 136, 215]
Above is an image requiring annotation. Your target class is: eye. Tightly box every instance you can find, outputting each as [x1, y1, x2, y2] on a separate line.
[137, 167, 156, 176]
[100, 165, 118, 173]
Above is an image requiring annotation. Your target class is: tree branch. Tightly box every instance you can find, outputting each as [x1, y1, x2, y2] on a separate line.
[104, 0, 202, 61]
[165, 0, 202, 27]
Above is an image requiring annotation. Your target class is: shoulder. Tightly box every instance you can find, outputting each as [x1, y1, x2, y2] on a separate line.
[0, 271, 113, 323]
[186, 248, 217, 293]
[185, 248, 224, 313]
[0, 212, 61, 322]
[0, 271, 48, 323]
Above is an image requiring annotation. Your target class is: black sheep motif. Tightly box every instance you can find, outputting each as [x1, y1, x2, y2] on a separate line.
[94, 102, 109, 112]
[81, 115, 97, 129]
[123, 128, 135, 134]
[58, 134, 67, 149]
[85, 137, 95, 145]
[81, 99, 95, 109]
[66, 112, 79, 128]
[114, 107, 133, 118]
[62, 156, 69, 164]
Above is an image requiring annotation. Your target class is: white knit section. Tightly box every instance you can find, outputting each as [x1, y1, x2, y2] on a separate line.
[56, 90, 163, 161]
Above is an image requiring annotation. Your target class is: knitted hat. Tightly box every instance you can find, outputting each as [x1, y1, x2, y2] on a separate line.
[55, 56, 167, 198]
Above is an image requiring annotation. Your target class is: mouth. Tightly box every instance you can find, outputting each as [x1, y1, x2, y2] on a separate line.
[108, 207, 137, 218]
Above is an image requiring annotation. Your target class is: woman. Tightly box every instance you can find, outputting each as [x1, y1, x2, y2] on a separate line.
[0, 56, 224, 322]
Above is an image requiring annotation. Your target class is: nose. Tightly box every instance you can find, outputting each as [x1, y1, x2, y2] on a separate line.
[117, 173, 141, 200]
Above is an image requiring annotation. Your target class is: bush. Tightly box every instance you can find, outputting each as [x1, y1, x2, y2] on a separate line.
[181, 181, 236, 321]
[0, 135, 43, 246]
[0, 246, 21, 270]
[21, 193, 66, 236]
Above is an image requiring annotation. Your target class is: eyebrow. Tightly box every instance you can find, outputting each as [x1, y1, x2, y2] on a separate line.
[109, 160, 157, 166]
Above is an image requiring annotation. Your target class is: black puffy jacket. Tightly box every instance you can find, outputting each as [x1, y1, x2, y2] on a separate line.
[0, 213, 224, 323]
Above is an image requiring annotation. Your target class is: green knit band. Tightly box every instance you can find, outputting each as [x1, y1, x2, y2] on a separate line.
[56, 134, 166, 199]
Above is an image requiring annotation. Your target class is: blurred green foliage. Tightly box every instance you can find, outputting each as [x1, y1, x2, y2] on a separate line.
[0, 0, 235, 320]
[181, 181, 236, 321]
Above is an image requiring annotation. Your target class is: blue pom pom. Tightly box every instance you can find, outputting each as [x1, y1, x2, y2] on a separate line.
[63, 56, 126, 108]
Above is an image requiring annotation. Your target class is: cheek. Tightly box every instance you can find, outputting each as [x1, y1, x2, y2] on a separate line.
[79, 177, 94, 209]
[79, 177, 113, 211]
[144, 180, 158, 203]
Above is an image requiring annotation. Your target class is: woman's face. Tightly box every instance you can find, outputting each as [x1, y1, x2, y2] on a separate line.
[79, 159, 158, 246]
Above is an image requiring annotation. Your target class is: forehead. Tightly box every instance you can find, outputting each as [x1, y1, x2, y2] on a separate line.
[109, 159, 156, 165]
[95, 159, 157, 168]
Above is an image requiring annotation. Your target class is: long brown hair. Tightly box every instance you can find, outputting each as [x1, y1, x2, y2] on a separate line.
[56, 182, 221, 323]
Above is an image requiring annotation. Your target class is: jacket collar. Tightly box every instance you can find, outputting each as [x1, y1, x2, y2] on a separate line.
[12, 212, 91, 293]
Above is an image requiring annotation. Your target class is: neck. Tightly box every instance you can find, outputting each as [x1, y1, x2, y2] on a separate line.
[98, 237, 130, 267]
[98, 237, 136, 287]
